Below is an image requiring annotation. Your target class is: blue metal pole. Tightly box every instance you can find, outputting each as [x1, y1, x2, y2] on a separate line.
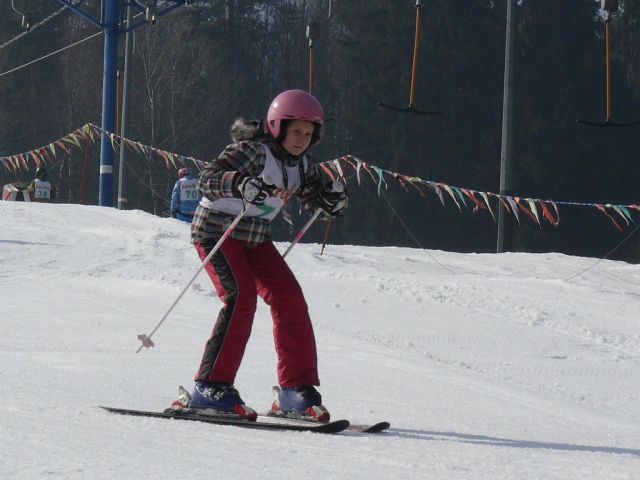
[99, 0, 120, 207]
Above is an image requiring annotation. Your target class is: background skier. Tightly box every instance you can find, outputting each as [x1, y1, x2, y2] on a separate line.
[170, 167, 200, 222]
[29, 168, 52, 202]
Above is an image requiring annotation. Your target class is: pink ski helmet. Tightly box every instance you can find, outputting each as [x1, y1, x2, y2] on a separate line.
[267, 89, 325, 147]
[178, 167, 191, 178]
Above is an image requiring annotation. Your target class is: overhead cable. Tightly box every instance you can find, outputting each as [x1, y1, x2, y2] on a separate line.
[0, 30, 102, 79]
[0, 5, 69, 51]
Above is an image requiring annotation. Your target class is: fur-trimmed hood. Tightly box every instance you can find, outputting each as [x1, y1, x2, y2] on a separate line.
[229, 118, 268, 143]
[229, 117, 289, 160]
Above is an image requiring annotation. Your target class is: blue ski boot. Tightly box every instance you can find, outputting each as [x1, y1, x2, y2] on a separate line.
[180, 382, 257, 420]
[270, 386, 330, 422]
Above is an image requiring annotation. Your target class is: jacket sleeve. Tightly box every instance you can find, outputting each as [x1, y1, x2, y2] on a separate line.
[296, 155, 325, 211]
[198, 141, 266, 202]
[170, 181, 180, 213]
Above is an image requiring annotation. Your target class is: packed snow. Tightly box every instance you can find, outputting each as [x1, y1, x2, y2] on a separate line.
[1, 202, 639, 479]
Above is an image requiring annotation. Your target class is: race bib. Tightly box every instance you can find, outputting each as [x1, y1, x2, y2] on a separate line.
[35, 183, 51, 199]
[180, 180, 199, 202]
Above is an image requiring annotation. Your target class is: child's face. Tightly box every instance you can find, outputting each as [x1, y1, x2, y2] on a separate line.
[281, 120, 315, 156]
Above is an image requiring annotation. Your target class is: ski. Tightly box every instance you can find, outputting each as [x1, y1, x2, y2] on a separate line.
[99, 406, 350, 434]
[257, 415, 390, 434]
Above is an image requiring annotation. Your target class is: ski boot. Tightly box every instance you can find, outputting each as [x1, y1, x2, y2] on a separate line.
[269, 386, 330, 422]
[170, 383, 257, 421]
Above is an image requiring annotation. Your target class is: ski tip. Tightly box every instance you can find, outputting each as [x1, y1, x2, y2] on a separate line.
[315, 419, 350, 433]
[98, 405, 142, 415]
[332, 419, 351, 429]
[348, 421, 391, 433]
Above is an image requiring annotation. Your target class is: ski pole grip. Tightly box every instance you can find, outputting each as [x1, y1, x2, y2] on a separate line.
[261, 174, 275, 187]
[331, 181, 344, 193]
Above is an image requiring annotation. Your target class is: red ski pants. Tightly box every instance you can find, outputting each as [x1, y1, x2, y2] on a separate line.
[194, 239, 319, 388]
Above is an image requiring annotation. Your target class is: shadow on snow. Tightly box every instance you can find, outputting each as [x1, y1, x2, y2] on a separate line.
[384, 428, 640, 458]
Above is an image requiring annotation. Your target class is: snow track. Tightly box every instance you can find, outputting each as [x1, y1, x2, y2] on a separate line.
[1, 202, 639, 479]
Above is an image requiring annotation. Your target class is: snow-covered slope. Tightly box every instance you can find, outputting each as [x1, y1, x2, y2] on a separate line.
[1, 202, 639, 479]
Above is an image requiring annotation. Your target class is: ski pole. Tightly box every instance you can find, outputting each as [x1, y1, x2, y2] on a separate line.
[282, 208, 323, 258]
[136, 207, 248, 353]
[283, 180, 345, 258]
[320, 218, 333, 256]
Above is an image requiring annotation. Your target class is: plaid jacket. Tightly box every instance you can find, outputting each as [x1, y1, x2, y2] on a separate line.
[191, 139, 324, 247]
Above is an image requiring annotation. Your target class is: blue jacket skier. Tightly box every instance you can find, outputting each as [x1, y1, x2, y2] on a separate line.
[170, 168, 200, 222]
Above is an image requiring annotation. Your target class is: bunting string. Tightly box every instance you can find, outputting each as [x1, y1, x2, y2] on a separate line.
[89, 123, 207, 172]
[317, 155, 639, 231]
[0, 123, 97, 174]
[3, 123, 639, 231]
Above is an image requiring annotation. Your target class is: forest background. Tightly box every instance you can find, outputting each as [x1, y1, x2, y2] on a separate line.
[1, 0, 640, 261]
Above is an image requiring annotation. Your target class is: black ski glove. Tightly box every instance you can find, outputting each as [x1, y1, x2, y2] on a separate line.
[234, 175, 275, 206]
[318, 181, 348, 217]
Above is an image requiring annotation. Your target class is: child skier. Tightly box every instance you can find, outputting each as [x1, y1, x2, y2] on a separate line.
[186, 89, 347, 422]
